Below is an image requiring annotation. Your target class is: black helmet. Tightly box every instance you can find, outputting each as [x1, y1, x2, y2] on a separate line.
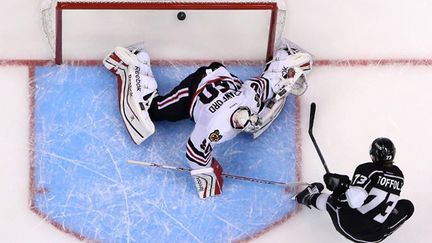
[369, 137, 396, 164]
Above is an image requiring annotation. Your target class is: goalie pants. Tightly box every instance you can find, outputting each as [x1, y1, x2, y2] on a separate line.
[148, 62, 225, 122]
[326, 197, 414, 243]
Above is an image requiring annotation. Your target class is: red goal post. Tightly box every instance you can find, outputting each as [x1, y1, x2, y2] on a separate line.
[41, 0, 287, 64]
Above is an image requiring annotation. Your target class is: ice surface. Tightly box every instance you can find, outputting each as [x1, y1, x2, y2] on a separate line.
[3, 0, 432, 242]
[31, 63, 300, 242]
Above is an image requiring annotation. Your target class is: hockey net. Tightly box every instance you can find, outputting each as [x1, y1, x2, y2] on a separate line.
[40, 0, 287, 64]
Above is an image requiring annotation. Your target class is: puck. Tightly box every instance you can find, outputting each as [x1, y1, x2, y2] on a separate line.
[177, 11, 186, 21]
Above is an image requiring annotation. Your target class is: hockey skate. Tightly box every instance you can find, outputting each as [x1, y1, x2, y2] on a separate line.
[103, 46, 158, 145]
[126, 41, 146, 54]
[295, 182, 324, 208]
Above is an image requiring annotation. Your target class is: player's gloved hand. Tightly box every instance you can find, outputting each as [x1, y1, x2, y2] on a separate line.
[324, 173, 351, 192]
[273, 67, 308, 99]
[190, 158, 224, 199]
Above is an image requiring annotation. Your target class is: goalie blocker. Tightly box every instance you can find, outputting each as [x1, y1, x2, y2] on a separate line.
[191, 158, 224, 199]
[103, 46, 158, 145]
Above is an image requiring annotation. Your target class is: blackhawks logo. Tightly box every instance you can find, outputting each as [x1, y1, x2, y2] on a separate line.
[282, 66, 295, 79]
[208, 130, 223, 142]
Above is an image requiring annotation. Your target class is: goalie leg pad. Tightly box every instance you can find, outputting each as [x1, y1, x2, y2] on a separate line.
[113, 46, 140, 65]
[103, 50, 127, 74]
[116, 64, 156, 145]
[190, 159, 224, 199]
[103, 46, 159, 145]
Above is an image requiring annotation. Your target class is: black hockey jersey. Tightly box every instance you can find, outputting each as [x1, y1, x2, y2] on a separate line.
[333, 162, 404, 241]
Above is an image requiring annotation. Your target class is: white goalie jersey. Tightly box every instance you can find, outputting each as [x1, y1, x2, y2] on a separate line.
[185, 39, 313, 170]
[185, 66, 276, 169]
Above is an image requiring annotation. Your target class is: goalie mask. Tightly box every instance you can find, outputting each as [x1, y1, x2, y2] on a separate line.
[230, 106, 260, 132]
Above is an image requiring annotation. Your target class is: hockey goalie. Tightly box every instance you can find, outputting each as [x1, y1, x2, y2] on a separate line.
[103, 39, 313, 199]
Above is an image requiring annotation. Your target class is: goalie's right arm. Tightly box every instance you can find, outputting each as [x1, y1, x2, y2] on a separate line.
[186, 125, 225, 199]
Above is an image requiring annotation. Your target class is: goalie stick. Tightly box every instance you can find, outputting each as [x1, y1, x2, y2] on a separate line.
[308, 102, 330, 173]
[128, 160, 309, 188]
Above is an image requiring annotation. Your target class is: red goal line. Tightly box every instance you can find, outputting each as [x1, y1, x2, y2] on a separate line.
[1, 59, 432, 67]
[315, 59, 432, 66]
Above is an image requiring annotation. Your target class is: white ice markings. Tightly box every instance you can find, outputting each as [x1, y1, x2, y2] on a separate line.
[106, 147, 132, 243]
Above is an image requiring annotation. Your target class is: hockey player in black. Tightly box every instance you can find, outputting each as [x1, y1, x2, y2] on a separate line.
[103, 40, 313, 199]
[295, 137, 414, 242]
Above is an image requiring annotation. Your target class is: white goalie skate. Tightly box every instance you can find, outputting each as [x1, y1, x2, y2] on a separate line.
[103, 46, 158, 145]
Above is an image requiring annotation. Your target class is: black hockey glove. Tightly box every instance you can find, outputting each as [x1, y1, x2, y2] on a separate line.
[323, 173, 351, 193]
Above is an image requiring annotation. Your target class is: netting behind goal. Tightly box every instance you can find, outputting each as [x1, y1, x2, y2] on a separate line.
[40, 0, 287, 64]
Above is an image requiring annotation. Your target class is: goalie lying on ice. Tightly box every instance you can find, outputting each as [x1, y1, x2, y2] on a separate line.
[103, 39, 313, 199]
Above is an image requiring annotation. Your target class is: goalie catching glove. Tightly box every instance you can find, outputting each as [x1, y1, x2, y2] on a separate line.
[240, 39, 313, 138]
[191, 158, 224, 199]
[263, 38, 313, 100]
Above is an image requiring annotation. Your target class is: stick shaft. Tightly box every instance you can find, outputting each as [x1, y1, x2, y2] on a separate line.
[308, 103, 330, 174]
[128, 160, 309, 187]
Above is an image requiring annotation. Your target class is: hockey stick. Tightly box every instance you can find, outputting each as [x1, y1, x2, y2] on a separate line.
[128, 160, 310, 188]
[308, 102, 330, 173]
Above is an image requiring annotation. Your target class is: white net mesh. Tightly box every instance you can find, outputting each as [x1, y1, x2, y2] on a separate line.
[41, 0, 56, 55]
[40, 0, 286, 62]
